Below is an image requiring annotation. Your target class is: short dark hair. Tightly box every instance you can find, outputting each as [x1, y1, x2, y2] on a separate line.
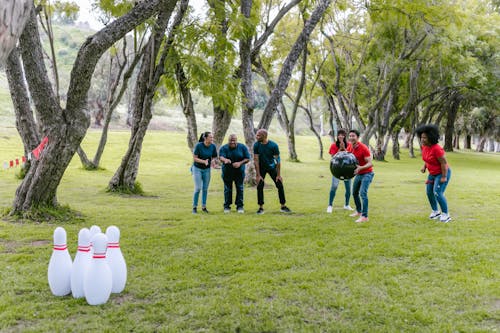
[349, 129, 360, 138]
[337, 128, 347, 136]
[415, 124, 440, 144]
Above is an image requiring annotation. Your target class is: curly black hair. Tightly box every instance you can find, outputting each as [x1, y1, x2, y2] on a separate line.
[415, 124, 440, 145]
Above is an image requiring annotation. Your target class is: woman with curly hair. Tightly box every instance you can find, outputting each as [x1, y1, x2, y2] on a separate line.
[416, 124, 452, 223]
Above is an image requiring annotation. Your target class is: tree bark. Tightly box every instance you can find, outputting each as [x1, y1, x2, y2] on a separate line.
[5, 47, 40, 152]
[240, 0, 257, 185]
[10, 1, 165, 214]
[443, 92, 462, 152]
[109, 0, 183, 191]
[173, 47, 198, 150]
[258, 0, 332, 130]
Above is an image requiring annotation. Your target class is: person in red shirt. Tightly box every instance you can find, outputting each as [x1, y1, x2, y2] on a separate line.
[416, 124, 451, 223]
[326, 129, 354, 213]
[348, 129, 374, 223]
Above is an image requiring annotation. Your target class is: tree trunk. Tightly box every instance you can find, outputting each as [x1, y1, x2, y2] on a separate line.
[5, 47, 40, 176]
[173, 48, 198, 150]
[453, 133, 460, 150]
[258, 0, 332, 129]
[391, 130, 401, 160]
[476, 136, 487, 152]
[212, 106, 232, 147]
[302, 105, 324, 159]
[240, 0, 257, 185]
[5, 48, 40, 152]
[10, 1, 165, 214]
[464, 135, 472, 149]
[109, 0, 182, 191]
[444, 92, 462, 152]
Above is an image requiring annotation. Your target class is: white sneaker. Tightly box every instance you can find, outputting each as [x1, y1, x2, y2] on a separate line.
[224, 208, 230, 214]
[343, 205, 354, 211]
[350, 211, 361, 217]
[429, 211, 441, 219]
[326, 206, 333, 213]
[237, 207, 244, 214]
[440, 213, 451, 223]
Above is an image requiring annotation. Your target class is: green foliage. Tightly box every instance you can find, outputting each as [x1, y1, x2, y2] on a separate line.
[0, 131, 499, 331]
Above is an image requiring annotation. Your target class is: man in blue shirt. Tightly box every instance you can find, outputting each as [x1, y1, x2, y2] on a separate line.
[219, 134, 250, 213]
[253, 129, 291, 214]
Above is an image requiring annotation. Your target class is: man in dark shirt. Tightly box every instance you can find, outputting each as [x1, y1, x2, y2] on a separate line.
[219, 134, 250, 213]
[253, 129, 291, 214]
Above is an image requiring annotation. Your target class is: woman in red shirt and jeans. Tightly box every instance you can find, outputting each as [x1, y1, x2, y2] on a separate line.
[416, 124, 452, 223]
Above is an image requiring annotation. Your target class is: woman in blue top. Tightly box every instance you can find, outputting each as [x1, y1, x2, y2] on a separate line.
[192, 131, 218, 214]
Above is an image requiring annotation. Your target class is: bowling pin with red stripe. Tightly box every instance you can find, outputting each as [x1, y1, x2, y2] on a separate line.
[70, 228, 91, 298]
[48, 227, 72, 296]
[106, 226, 127, 293]
[84, 233, 112, 305]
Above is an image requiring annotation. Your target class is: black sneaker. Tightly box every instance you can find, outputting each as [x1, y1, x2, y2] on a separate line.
[256, 207, 264, 215]
[202, 207, 209, 213]
[192, 207, 197, 214]
[280, 206, 292, 213]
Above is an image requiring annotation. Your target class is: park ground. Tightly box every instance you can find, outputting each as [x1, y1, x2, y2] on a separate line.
[0, 129, 499, 332]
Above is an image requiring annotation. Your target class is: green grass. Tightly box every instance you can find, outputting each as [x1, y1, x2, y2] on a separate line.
[0, 128, 499, 332]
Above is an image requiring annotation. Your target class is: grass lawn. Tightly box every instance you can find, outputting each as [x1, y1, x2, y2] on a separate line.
[0, 128, 499, 332]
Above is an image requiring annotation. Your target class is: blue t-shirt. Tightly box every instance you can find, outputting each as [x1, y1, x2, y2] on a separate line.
[253, 140, 280, 171]
[193, 142, 218, 169]
[219, 143, 250, 173]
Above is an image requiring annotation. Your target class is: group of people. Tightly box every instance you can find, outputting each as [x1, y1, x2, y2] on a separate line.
[192, 129, 291, 215]
[191, 124, 452, 223]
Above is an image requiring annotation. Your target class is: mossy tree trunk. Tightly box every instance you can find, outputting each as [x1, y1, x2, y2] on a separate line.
[8, 1, 167, 214]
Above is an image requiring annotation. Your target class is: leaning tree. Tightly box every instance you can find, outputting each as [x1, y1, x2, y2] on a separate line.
[6, 0, 170, 215]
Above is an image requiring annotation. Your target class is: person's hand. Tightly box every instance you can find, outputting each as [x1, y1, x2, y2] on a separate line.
[224, 158, 232, 165]
[256, 175, 263, 184]
[354, 166, 361, 175]
[421, 166, 426, 173]
[440, 176, 447, 183]
[232, 161, 241, 168]
[204, 159, 209, 166]
[276, 175, 283, 183]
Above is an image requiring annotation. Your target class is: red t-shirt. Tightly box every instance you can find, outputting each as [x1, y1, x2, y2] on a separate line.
[421, 144, 448, 175]
[329, 142, 353, 155]
[351, 142, 373, 174]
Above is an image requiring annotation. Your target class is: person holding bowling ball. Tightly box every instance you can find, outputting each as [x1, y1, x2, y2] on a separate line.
[326, 129, 354, 213]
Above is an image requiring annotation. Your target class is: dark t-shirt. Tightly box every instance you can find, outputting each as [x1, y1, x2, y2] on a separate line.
[219, 143, 250, 173]
[253, 140, 280, 171]
[193, 142, 218, 169]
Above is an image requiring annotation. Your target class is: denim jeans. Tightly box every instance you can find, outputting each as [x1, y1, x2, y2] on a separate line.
[222, 168, 244, 209]
[426, 168, 451, 214]
[192, 166, 211, 207]
[352, 172, 374, 218]
[329, 177, 352, 206]
[257, 168, 286, 206]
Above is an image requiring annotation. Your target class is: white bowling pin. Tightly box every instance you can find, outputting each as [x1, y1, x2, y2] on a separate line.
[89, 225, 101, 239]
[70, 228, 91, 298]
[106, 226, 127, 293]
[48, 227, 72, 296]
[89, 225, 101, 252]
[84, 233, 112, 305]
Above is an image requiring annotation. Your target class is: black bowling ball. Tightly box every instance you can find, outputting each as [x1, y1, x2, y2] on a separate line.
[330, 152, 357, 180]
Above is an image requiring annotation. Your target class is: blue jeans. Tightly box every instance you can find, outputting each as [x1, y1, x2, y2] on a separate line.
[222, 168, 244, 209]
[426, 168, 451, 214]
[329, 177, 351, 206]
[352, 172, 374, 218]
[192, 166, 211, 207]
